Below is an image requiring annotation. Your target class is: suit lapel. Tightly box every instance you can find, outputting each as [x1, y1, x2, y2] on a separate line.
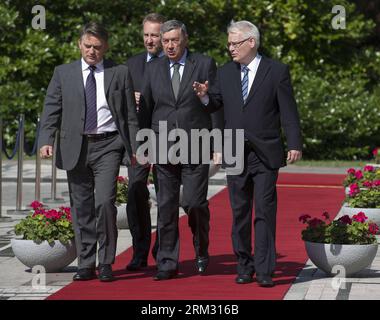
[159, 57, 176, 101]
[243, 56, 271, 107]
[104, 59, 116, 95]
[73, 60, 86, 118]
[176, 52, 196, 102]
[232, 62, 245, 106]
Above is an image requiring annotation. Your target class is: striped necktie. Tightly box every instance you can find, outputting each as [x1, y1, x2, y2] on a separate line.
[84, 65, 97, 133]
[241, 65, 249, 103]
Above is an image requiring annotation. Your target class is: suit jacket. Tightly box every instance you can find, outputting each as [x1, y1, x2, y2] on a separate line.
[128, 51, 224, 135]
[140, 51, 221, 163]
[38, 59, 139, 170]
[209, 55, 302, 169]
[126, 52, 147, 93]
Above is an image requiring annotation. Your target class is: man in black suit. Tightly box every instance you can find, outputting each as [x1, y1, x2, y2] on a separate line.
[125, 13, 166, 272]
[195, 20, 302, 287]
[140, 20, 220, 280]
[38, 22, 138, 282]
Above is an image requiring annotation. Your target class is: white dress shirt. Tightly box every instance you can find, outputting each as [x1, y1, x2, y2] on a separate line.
[240, 53, 262, 97]
[81, 58, 117, 134]
[169, 49, 187, 80]
[146, 51, 164, 62]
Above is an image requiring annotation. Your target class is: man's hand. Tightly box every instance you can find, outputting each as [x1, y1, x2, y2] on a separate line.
[192, 81, 209, 98]
[213, 152, 222, 165]
[287, 150, 302, 164]
[134, 91, 141, 106]
[40, 145, 53, 159]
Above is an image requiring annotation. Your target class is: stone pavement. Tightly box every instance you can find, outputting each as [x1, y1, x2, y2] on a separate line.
[1, 160, 379, 300]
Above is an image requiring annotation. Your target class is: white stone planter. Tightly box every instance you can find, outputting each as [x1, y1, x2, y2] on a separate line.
[342, 206, 380, 231]
[344, 187, 368, 196]
[305, 241, 378, 277]
[366, 163, 380, 168]
[11, 239, 77, 273]
[116, 203, 129, 229]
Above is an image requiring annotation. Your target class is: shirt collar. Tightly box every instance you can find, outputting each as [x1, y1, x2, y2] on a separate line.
[81, 58, 104, 72]
[241, 53, 261, 72]
[146, 51, 164, 62]
[169, 49, 187, 68]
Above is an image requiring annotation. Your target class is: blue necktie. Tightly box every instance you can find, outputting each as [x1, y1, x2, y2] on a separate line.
[241, 65, 249, 103]
[84, 65, 97, 133]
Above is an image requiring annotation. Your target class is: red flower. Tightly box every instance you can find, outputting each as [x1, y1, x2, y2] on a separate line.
[308, 218, 324, 228]
[30, 201, 43, 210]
[369, 223, 379, 235]
[355, 170, 363, 180]
[347, 168, 356, 175]
[373, 148, 379, 157]
[338, 215, 352, 225]
[364, 165, 375, 172]
[363, 181, 373, 188]
[352, 211, 368, 223]
[349, 183, 360, 197]
[373, 180, 380, 187]
[299, 214, 311, 223]
[322, 211, 330, 220]
[117, 176, 127, 183]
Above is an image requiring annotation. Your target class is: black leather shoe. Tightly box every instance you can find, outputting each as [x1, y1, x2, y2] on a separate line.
[126, 259, 148, 271]
[98, 264, 114, 282]
[235, 274, 254, 284]
[196, 257, 209, 274]
[256, 273, 274, 287]
[153, 269, 178, 281]
[73, 268, 97, 281]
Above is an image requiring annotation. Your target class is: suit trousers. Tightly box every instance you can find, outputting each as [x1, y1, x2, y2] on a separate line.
[67, 134, 124, 269]
[127, 163, 159, 261]
[155, 163, 210, 272]
[226, 147, 278, 276]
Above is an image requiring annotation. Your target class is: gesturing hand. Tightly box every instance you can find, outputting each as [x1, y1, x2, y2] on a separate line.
[192, 81, 209, 98]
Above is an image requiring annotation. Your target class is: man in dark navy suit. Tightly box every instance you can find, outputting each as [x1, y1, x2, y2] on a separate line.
[194, 20, 302, 287]
[125, 13, 166, 271]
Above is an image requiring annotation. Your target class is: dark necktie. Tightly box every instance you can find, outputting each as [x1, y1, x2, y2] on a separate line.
[171, 63, 181, 100]
[149, 54, 158, 62]
[241, 65, 249, 103]
[84, 65, 97, 133]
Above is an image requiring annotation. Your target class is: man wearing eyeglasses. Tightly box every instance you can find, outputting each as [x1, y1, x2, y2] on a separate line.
[194, 20, 302, 287]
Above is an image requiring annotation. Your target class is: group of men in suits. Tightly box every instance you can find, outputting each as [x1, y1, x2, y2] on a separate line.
[38, 14, 302, 287]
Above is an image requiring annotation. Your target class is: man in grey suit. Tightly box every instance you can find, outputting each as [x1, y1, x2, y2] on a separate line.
[38, 22, 139, 282]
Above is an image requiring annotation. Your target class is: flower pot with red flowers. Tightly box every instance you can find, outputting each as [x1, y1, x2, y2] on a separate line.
[11, 201, 76, 273]
[342, 183, 380, 230]
[115, 176, 129, 229]
[299, 212, 378, 277]
[343, 166, 380, 195]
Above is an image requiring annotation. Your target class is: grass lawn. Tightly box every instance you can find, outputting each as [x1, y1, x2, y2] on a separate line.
[294, 160, 371, 168]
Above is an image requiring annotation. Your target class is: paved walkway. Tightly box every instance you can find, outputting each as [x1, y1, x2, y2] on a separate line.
[1, 160, 379, 300]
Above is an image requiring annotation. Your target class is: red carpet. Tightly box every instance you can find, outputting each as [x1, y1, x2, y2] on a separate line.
[48, 173, 345, 300]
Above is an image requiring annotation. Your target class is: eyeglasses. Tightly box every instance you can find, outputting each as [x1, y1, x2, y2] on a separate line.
[226, 37, 252, 50]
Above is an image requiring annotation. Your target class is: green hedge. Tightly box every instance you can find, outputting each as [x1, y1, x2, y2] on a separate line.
[1, 0, 379, 159]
